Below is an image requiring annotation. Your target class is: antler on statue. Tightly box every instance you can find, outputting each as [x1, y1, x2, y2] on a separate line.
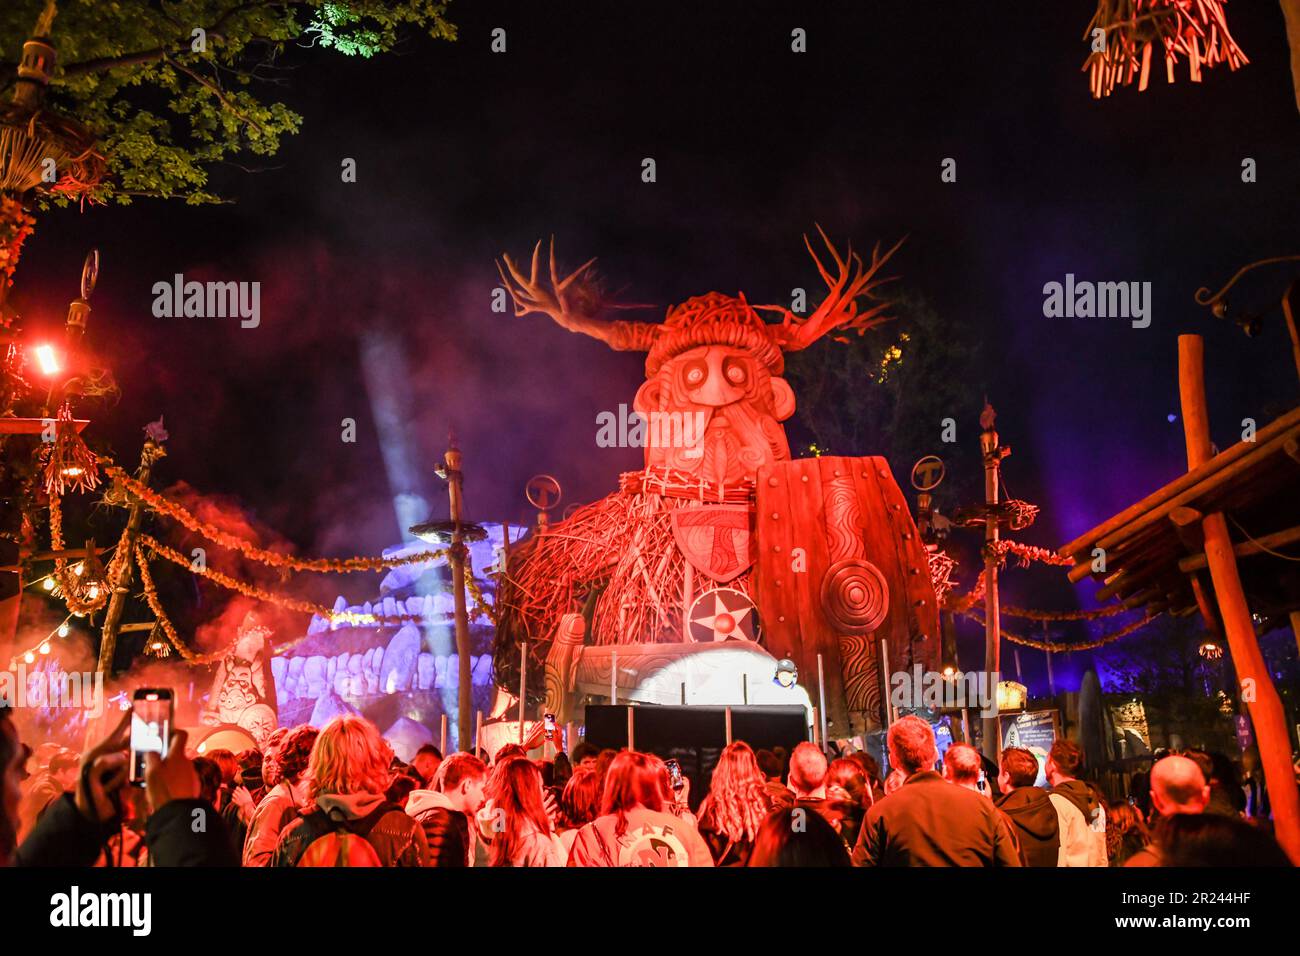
[760, 225, 905, 351]
[496, 238, 660, 352]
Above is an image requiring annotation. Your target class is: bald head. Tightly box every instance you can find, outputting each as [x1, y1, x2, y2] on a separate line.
[788, 742, 828, 796]
[943, 744, 982, 787]
[1150, 755, 1210, 816]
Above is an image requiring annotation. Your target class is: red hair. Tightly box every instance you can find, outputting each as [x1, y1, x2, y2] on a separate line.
[600, 751, 666, 837]
[487, 756, 554, 867]
[561, 767, 602, 828]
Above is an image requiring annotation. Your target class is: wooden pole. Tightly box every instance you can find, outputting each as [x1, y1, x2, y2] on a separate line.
[681, 561, 694, 640]
[439, 714, 448, 756]
[97, 438, 164, 673]
[626, 705, 634, 751]
[879, 638, 893, 725]
[518, 640, 527, 745]
[445, 443, 474, 754]
[610, 648, 617, 704]
[980, 412, 1004, 764]
[474, 709, 482, 757]
[725, 706, 733, 745]
[1179, 334, 1300, 863]
[816, 652, 829, 749]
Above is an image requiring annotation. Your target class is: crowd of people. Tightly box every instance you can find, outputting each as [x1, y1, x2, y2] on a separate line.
[1, 704, 1293, 867]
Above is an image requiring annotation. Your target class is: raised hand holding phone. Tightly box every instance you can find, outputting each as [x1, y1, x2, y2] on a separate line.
[76, 709, 132, 824]
[144, 728, 200, 813]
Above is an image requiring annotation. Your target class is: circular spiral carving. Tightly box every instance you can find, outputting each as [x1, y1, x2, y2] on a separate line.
[821, 558, 889, 634]
[544, 667, 567, 717]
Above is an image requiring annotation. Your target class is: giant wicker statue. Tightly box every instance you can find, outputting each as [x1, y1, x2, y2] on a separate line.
[493, 230, 939, 736]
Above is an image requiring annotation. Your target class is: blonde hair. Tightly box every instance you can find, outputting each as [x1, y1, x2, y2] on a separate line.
[307, 714, 393, 799]
[698, 741, 769, 844]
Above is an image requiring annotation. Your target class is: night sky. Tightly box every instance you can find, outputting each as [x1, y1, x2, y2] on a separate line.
[10, 2, 1300, 690]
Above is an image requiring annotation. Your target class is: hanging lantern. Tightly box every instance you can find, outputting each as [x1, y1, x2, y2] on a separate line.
[1, 32, 105, 197]
[1199, 637, 1224, 660]
[39, 401, 100, 495]
[145, 624, 171, 658]
[1083, 1, 1249, 99]
[51, 543, 108, 617]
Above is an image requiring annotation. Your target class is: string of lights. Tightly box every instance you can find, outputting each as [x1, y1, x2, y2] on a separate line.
[6, 612, 76, 671]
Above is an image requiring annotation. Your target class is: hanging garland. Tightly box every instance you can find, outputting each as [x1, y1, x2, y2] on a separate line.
[135, 534, 497, 661]
[134, 547, 223, 665]
[46, 492, 111, 616]
[42, 459, 515, 664]
[101, 462, 449, 574]
[1001, 603, 1130, 622]
[960, 607, 1158, 652]
[138, 534, 429, 623]
[460, 550, 497, 625]
[999, 540, 1074, 568]
[940, 538, 1126, 621]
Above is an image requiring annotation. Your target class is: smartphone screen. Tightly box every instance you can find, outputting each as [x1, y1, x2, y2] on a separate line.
[666, 758, 683, 790]
[544, 713, 556, 740]
[129, 689, 172, 785]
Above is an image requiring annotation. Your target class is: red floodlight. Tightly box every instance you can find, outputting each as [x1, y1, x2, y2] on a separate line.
[32, 344, 62, 376]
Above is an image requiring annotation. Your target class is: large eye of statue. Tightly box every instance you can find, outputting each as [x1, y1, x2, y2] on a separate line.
[722, 356, 749, 386]
[681, 358, 708, 388]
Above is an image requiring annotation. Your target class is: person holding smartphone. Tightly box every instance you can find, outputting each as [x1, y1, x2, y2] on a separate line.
[5, 700, 238, 867]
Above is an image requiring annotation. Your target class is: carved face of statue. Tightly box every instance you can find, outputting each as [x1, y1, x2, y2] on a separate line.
[634, 345, 796, 485]
[217, 661, 259, 719]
